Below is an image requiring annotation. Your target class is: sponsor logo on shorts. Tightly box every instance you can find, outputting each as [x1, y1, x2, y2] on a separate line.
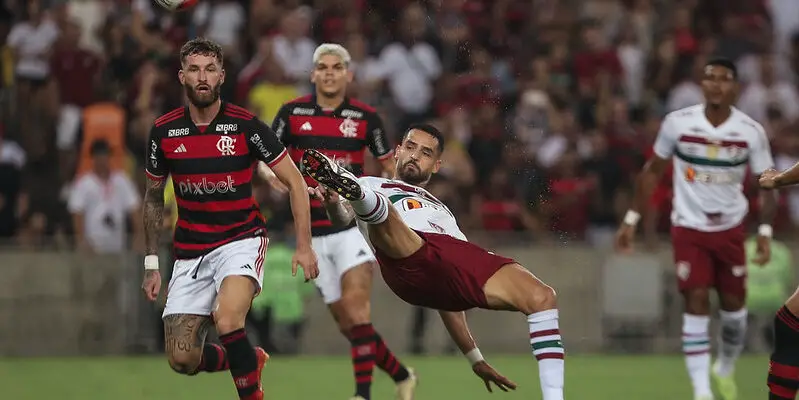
[240, 264, 253, 270]
[676, 261, 691, 281]
[356, 249, 368, 257]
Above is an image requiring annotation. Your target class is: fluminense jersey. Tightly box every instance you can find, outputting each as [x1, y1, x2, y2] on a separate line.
[355, 176, 467, 245]
[653, 104, 774, 232]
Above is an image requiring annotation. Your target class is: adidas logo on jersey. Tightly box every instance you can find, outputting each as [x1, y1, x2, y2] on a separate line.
[301, 122, 313, 131]
[174, 144, 187, 153]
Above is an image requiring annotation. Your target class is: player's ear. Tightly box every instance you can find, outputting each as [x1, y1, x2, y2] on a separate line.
[178, 69, 185, 85]
[394, 145, 401, 160]
[432, 159, 441, 174]
[346, 69, 354, 83]
[310, 69, 317, 84]
[220, 68, 226, 84]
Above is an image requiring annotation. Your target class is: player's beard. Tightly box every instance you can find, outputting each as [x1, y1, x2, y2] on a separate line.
[398, 161, 430, 186]
[185, 82, 221, 108]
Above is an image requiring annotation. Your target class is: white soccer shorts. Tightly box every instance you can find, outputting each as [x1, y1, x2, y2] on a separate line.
[312, 227, 376, 304]
[163, 236, 268, 317]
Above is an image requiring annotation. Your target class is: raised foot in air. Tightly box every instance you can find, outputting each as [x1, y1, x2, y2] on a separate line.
[300, 149, 362, 201]
[395, 367, 418, 400]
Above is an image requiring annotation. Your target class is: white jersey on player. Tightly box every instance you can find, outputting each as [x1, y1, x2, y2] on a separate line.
[653, 104, 774, 232]
[355, 176, 468, 244]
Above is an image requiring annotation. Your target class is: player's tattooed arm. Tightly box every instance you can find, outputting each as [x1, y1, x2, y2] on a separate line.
[143, 178, 167, 255]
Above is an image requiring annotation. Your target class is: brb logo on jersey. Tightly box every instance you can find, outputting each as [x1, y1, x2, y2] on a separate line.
[178, 176, 238, 196]
[216, 136, 236, 156]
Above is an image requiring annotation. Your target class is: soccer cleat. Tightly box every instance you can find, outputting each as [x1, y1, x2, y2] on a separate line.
[247, 347, 269, 400]
[712, 361, 737, 400]
[395, 367, 418, 400]
[301, 149, 362, 201]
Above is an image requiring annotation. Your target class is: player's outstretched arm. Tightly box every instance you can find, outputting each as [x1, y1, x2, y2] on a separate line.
[271, 156, 319, 280]
[438, 311, 517, 392]
[308, 186, 355, 227]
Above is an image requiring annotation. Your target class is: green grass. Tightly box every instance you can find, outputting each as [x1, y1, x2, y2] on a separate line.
[0, 354, 770, 399]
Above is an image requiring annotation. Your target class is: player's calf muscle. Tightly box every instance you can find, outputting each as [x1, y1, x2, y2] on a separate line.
[163, 314, 211, 374]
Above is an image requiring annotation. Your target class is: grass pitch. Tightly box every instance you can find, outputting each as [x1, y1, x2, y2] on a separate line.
[0, 354, 769, 399]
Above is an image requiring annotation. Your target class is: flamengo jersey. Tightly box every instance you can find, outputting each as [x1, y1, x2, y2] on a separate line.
[146, 102, 288, 259]
[356, 177, 467, 245]
[272, 95, 393, 236]
[653, 104, 774, 232]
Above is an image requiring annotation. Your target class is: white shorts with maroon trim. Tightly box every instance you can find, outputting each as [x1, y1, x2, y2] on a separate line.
[163, 236, 267, 317]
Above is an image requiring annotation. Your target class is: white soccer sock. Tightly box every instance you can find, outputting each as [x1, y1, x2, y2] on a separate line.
[715, 308, 747, 377]
[683, 313, 712, 397]
[528, 309, 564, 400]
[348, 186, 389, 224]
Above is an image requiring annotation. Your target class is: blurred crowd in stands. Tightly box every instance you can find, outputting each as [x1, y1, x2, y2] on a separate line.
[2, 0, 799, 253]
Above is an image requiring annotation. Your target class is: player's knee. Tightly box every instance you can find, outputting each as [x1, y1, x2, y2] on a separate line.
[213, 312, 246, 335]
[335, 294, 370, 333]
[683, 288, 711, 314]
[167, 353, 201, 375]
[521, 284, 557, 314]
[718, 292, 745, 311]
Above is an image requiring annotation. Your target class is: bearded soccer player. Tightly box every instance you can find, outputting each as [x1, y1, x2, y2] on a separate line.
[141, 38, 319, 400]
[266, 44, 414, 400]
[758, 161, 799, 399]
[615, 58, 776, 400]
[301, 124, 565, 400]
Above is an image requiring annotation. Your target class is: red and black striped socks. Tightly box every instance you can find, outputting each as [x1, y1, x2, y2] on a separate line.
[349, 324, 410, 399]
[198, 343, 229, 372]
[220, 329, 259, 399]
[769, 306, 799, 399]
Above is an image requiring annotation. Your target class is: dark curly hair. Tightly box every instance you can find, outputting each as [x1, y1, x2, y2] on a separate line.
[179, 37, 224, 66]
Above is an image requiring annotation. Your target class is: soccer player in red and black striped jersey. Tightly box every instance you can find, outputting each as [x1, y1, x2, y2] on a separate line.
[268, 43, 416, 400]
[140, 38, 318, 400]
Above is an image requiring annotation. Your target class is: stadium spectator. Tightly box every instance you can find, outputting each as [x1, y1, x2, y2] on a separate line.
[67, 139, 142, 254]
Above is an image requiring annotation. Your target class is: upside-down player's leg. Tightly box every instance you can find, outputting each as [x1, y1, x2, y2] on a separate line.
[482, 263, 564, 400]
[301, 148, 425, 259]
[768, 287, 799, 399]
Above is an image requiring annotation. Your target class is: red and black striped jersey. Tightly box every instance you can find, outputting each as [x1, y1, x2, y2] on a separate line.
[145, 102, 288, 259]
[272, 95, 393, 236]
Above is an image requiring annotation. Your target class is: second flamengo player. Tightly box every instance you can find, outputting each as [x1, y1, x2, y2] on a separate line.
[616, 58, 777, 400]
[268, 44, 414, 400]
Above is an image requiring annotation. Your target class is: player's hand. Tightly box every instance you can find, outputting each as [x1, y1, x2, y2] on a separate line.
[292, 244, 319, 281]
[614, 224, 636, 254]
[759, 168, 780, 190]
[141, 270, 161, 302]
[472, 361, 517, 392]
[307, 185, 340, 205]
[752, 234, 772, 266]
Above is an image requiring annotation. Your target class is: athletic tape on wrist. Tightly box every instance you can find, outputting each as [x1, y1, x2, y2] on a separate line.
[758, 224, 773, 238]
[465, 348, 484, 365]
[623, 210, 641, 226]
[144, 255, 159, 271]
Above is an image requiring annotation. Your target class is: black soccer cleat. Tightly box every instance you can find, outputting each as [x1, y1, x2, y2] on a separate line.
[301, 149, 363, 201]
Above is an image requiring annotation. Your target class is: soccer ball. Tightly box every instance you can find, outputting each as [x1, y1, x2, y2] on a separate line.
[154, 0, 199, 11]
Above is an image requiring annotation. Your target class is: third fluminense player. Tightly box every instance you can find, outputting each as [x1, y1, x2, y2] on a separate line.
[616, 58, 777, 400]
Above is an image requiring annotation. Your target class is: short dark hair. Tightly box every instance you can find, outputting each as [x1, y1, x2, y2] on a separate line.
[705, 57, 738, 80]
[180, 37, 224, 66]
[90, 139, 111, 156]
[403, 123, 445, 154]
